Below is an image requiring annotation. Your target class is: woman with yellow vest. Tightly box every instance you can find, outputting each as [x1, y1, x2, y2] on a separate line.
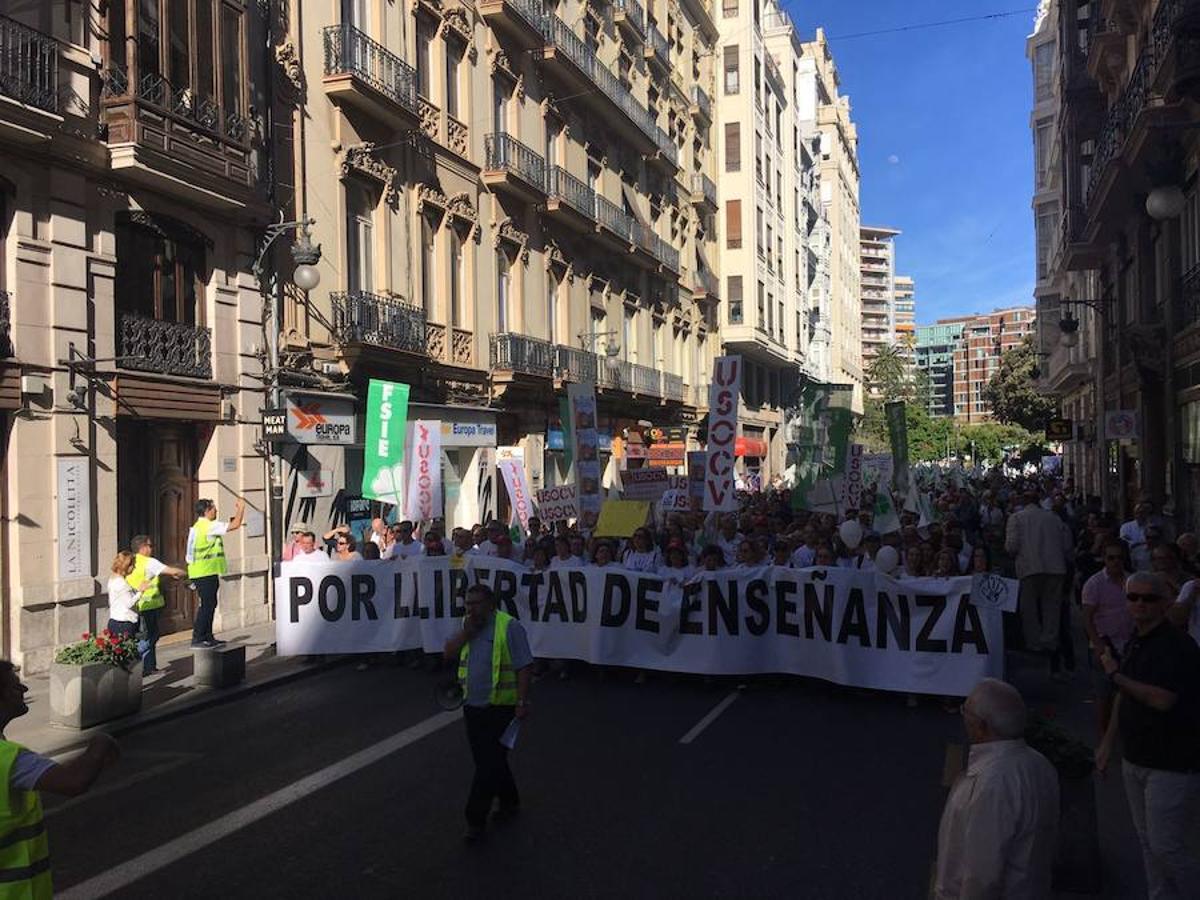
[443, 583, 533, 842]
[186, 497, 245, 649]
[0, 660, 119, 897]
[129, 535, 186, 675]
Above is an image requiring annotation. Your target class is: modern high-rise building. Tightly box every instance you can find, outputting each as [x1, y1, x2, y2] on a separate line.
[859, 226, 900, 371]
[799, 29, 862, 412]
[949, 308, 1037, 423]
[893, 275, 916, 352]
[914, 323, 965, 417]
[714, 0, 831, 479]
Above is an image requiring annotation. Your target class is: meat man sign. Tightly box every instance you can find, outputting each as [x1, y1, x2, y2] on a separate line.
[704, 355, 742, 512]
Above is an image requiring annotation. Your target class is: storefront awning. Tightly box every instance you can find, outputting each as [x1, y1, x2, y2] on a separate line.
[735, 436, 768, 458]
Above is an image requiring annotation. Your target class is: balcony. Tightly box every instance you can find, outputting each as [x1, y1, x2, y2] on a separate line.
[331, 290, 427, 357]
[649, 125, 679, 171]
[612, 0, 646, 41]
[1175, 263, 1200, 331]
[595, 195, 635, 247]
[545, 165, 595, 231]
[1082, 0, 1199, 236]
[483, 132, 546, 201]
[652, 233, 680, 274]
[1087, 11, 1126, 86]
[479, 0, 547, 49]
[693, 267, 719, 301]
[662, 372, 684, 403]
[322, 24, 418, 127]
[689, 85, 712, 123]
[118, 313, 212, 379]
[0, 289, 10, 358]
[690, 172, 717, 210]
[100, 65, 255, 210]
[644, 23, 669, 73]
[555, 344, 601, 383]
[491, 332, 556, 378]
[539, 13, 659, 155]
[0, 14, 58, 115]
[425, 322, 475, 367]
[552, 345, 685, 403]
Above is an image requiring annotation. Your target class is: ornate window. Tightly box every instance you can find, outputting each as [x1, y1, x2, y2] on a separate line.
[105, 0, 248, 144]
[115, 214, 207, 325]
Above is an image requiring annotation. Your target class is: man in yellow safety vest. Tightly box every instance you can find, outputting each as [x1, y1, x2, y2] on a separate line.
[186, 497, 245, 648]
[0, 660, 119, 897]
[444, 583, 532, 842]
[129, 535, 187, 675]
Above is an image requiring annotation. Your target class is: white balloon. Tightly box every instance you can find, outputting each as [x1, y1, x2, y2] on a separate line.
[838, 519, 863, 550]
[875, 545, 900, 575]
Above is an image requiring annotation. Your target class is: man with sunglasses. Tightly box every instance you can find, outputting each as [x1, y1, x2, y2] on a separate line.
[1098, 572, 1200, 898]
[385, 520, 423, 560]
[1081, 540, 1135, 735]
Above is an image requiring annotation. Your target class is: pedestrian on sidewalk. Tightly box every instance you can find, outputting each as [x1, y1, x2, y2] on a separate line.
[1005, 488, 1073, 659]
[1097, 571, 1200, 899]
[186, 496, 245, 649]
[934, 678, 1059, 899]
[444, 583, 532, 842]
[107, 551, 147, 640]
[0, 660, 119, 897]
[129, 535, 186, 675]
[1081, 540, 1134, 736]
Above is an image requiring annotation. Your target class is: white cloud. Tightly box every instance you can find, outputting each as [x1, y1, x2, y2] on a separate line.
[887, 154, 900, 165]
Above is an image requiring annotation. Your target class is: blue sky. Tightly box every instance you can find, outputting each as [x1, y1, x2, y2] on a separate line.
[787, 2, 1038, 325]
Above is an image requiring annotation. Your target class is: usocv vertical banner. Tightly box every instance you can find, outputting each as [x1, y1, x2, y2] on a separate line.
[704, 355, 742, 511]
[405, 420, 442, 520]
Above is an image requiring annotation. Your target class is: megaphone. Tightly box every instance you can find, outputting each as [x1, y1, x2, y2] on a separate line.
[434, 679, 464, 711]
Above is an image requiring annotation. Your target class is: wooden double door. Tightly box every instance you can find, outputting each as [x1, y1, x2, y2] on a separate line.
[117, 421, 198, 634]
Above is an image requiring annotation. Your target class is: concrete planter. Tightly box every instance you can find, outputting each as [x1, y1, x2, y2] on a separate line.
[49, 661, 143, 729]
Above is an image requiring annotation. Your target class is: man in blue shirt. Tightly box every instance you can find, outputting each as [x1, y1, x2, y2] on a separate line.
[444, 584, 533, 841]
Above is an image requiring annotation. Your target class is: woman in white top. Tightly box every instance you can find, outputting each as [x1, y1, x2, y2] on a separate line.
[658, 543, 694, 584]
[107, 551, 148, 639]
[621, 528, 662, 572]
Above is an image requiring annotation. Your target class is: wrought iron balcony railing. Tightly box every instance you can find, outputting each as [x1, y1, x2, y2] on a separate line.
[547, 165, 596, 218]
[690, 172, 717, 206]
[655, 126, 678, 166]
[332, 290, 427, 355]
[662, 372, 684, 402]
[490, 332, 556, 376]
[323, 23, 417, 116]
[118, 313, 212, 379]
[485, 132, 546, 190]
[690, 84, 711, 119]
[596, 195, 635, 241]
[0, 289, 11, 358]
[506, 0, 550, 32]
[0, 14, 58, 113]
[646, 23, 669, 66]
[630, 360, 662, 396]
[613, 0, 646, 36]
[540, 13, 661, 147]
[555, 344, 600, 383]
[102, 67, 247, 142]
[652, 234, 680, 271]
[695, 268, 719, 297]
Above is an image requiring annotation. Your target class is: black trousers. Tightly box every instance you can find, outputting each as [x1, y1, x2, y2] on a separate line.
[141, 608, 161, 670]
[463, 705, 518, 827]
[192, 575, 219, 643]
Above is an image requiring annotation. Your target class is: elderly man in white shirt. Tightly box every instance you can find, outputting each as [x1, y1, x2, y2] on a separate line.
[935, 678, 1059, 899]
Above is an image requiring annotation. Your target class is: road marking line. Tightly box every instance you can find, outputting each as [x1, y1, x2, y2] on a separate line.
[679, 691, 740, 745]
[57, 711, 460, 900]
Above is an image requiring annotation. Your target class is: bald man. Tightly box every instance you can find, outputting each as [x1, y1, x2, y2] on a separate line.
[935, 678, 1059, 899]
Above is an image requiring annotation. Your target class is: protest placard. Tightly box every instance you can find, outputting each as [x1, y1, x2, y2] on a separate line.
[594, 499, 651, 536]
[536, 483, 578, 523]
[622, 467, 670, 501]
[404, 420, 442, 520]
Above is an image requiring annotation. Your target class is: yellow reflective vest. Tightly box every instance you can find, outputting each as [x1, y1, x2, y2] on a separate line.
[457, 611, 519, 706]
[127, 554, 163, 612]
[0, 740, 52, 899]
[187, 517, 227, 579]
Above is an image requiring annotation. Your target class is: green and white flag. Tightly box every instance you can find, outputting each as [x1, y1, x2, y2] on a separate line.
[361, 379, 410, 506]
[885, 401, 910, 495]
[790, 379, 855, 511]
[873, 489, 901, 535]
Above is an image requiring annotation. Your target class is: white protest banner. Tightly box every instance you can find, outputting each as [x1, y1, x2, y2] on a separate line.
[498, 456, 535, 535]
[659, 490, 690, 513]
[536, 483, 578, 523]
[970, 572, 1019, 613]
[842, 443, 865, 511]
[622, 466, 670, 501]
[276, 558, 1004, 696]
[862, 454, 894, 487]
[568, 382, 602, 532]
[404, 420, 442, 520]
[704, 355, 742, 511]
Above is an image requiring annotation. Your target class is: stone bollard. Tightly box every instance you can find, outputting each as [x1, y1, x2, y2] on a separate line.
[193, 644, 246, 688]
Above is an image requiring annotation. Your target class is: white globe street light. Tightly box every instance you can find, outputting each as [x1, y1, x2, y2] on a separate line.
[1146, 185, 1187, 221]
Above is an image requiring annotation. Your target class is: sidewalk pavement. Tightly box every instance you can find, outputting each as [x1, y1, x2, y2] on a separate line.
[9, 620, 346, 757]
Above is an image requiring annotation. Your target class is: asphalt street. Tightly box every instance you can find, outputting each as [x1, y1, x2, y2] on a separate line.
[41, 660, 975, 900]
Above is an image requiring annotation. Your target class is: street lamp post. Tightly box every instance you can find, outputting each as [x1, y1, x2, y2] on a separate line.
[253, 216, 321, 573]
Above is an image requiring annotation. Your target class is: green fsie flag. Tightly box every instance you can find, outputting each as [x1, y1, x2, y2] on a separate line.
[361, 379, 410, 506]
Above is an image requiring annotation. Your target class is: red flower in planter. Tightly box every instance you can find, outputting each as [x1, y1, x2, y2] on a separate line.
[82, 632, 91, 640]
